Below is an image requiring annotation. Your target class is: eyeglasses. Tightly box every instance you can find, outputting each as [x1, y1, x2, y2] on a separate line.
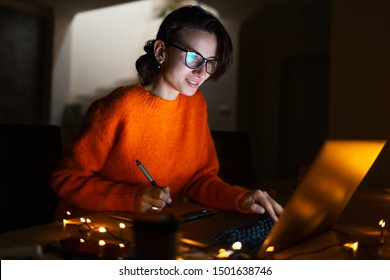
[168, 43, 219, 75]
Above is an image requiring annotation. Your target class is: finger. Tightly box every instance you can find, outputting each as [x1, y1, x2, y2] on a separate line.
[152, 186, 172, 206]
[262, 192, 284, 217]
[250, 203, 265, 214]
[136, 186, 167, 212]
[266, 202, 283, 222]
[161, 186, 170, 194]
[150, 187, 165, 200]
[264, 205, 279, 222]
[160, 186, 172, 204]
[254, 191, 281, 222]
[273, 201, 284, 216]
[149, 196, 166, 209]
[250, 200, 278, 222]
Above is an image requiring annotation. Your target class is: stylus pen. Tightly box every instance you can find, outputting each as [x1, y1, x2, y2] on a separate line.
[136, 159, 172, 207]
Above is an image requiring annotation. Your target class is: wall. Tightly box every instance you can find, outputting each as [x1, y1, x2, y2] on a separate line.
[0, 0, 52, 124]
[329, 0, 390, 187]
[238, 0, 331, 181]
[50, 1, 157, 131]
[51, 9, 73, 132]
[69, 1, 157, 109]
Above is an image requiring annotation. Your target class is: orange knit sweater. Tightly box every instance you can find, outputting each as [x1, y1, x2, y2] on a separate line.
[51, 83, 248, 213]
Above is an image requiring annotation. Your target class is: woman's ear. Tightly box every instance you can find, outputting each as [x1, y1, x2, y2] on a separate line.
[153, 40, 166, 65]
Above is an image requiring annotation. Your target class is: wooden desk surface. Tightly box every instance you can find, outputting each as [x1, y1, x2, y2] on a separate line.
[0, 179, 389, 260]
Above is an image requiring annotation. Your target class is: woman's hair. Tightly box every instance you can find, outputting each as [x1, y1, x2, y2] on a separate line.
[136, 5, 233, 85]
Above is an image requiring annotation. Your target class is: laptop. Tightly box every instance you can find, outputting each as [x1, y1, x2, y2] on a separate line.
[181, 139, 386, 258]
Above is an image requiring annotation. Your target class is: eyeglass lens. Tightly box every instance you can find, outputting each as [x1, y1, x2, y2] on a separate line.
[185, 51, 218, 75]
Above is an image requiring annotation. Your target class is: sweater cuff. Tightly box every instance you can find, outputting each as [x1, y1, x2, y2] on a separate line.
[225, 185, 250, 212]
[105, 183, 140, 212]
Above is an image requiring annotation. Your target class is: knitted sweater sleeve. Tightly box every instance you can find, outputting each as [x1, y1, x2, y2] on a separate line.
[51, 91, 139, 212]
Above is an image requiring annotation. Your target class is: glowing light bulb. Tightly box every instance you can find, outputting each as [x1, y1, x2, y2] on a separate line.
[98, 227, 107, 233]
[344, 242, 358, 258]
[266, 246, 275, 253]
[344, 242, 358, 252]
[217, 248, 233, 258]
[232, 241, 242, 250]
[62, 219, 68, 231]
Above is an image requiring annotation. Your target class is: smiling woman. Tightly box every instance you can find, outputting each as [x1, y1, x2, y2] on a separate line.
[135, 5, 232, 97]
[142, 28, 218, 100]
[51, 5, 283, 222]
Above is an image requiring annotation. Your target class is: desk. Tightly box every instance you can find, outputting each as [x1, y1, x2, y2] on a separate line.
[0, 179, 389, 260]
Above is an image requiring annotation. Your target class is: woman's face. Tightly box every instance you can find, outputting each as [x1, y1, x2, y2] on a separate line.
[156, 28, 218, 99]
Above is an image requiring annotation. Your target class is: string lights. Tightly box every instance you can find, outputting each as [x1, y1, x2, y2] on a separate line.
[59, 211, 133, 259]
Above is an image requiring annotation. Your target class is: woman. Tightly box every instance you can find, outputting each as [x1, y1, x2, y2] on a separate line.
[51, 5, 283, 221]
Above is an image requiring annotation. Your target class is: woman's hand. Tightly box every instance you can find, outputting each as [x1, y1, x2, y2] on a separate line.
[134, 185, 172, 213]
[238, 189, 283, 222]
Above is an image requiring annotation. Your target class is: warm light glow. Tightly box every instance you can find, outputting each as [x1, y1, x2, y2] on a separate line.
[180, 238, 208, 248]
[66, 211, 71, 216]
[80, 238, 85, 243]
[86, 218, 92, 223]
[217, 248, 233, 258]
[119, 223, 126, 229]
[344, 242, 358, 252]
[266, 246, 275, 253]
[232, 241, 242, 250]
[98, 227, 107, 233]
[119, 243, 125, 248]
[379, 219, 386, 228]
[80, 217, 86, 223]
[98, 240, 106, 246]
[62, 219, 68, 225]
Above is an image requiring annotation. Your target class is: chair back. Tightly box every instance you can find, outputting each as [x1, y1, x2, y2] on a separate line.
[211, 130, 256, 186]
[0, 124, 62, 232]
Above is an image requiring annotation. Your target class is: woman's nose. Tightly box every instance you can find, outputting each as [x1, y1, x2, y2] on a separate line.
[193, 63, 208, 78]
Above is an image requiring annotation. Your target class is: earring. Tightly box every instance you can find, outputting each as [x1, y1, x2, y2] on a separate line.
[156, 60, 162, 69]
[155, 56, 162, 69]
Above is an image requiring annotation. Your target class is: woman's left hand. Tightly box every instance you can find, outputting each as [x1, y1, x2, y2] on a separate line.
[238, 189, 283, 222]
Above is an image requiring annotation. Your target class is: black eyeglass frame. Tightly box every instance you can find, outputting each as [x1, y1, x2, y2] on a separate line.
[167, 43, 219, 75]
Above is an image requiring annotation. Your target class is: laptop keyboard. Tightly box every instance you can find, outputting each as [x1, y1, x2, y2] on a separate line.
[210, 216, 274, 247]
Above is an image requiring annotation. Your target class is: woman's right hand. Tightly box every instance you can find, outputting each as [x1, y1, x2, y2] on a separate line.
[134, 185, 172, 213]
